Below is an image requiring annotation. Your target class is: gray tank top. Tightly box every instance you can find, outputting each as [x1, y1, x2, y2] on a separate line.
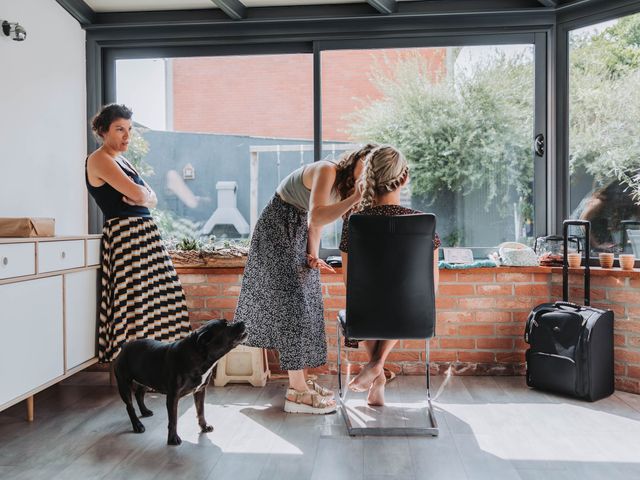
[276, 166, 311, 211]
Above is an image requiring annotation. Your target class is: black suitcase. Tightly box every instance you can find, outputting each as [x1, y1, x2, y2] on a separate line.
[524, 220, 614, 401]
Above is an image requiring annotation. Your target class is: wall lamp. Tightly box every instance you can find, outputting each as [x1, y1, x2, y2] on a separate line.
[2, 20, 27, 41]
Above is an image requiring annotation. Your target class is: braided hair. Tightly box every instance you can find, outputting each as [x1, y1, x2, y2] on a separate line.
[357, 145, 409, 211]
[334, 143, 378, 200]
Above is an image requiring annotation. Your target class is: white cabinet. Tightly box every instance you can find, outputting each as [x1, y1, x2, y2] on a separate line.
[0, 243, 35, 279]
[0, 277, 64, 407]
[0, 235, 101, 416]
[38, 240, 85, 273]
[65, 270, 98, 370]
[86, 239, 101, 266]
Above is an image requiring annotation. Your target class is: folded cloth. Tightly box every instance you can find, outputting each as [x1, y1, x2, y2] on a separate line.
[438, 259, 498, 269]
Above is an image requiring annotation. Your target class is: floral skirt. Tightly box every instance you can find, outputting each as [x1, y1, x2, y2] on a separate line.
[235, 194, 326, 371]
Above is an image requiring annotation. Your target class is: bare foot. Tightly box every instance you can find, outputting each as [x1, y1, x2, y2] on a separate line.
[348, 363, 382, 392]
[367, 373, 386, 406]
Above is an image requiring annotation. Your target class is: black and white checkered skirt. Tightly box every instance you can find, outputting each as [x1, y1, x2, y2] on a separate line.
[98, 216, 191, 362]
[235, 194, 326, 371]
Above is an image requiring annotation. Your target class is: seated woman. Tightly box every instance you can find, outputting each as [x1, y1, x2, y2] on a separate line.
[339, 145, 440, 406]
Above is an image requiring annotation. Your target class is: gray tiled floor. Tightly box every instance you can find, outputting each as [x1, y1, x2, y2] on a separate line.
[1, 373, 639, 480]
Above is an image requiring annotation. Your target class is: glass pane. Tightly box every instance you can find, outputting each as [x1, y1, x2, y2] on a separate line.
[115, 54, 313, 245]
[321, 45, 536, 253]
[569, 13, 640, 256]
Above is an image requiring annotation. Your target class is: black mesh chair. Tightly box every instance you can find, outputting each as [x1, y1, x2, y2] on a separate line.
[337, 213, 438, 436]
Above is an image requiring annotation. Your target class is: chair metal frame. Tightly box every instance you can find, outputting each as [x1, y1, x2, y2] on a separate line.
[336, 316, 439, 436]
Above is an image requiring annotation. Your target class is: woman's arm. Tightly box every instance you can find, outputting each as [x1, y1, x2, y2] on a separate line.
[308, 163, 361, 228]
[89, 153, 150, 205]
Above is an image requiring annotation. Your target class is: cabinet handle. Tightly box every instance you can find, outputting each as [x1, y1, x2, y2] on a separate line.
[1, 257, 7, 266]
[61, 251, 66, 259]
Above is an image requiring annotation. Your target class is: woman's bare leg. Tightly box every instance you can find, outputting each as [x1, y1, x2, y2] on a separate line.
[349, 340, 398, 391]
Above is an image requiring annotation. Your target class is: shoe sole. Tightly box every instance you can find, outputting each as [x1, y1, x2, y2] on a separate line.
[284, 399, 336, 415]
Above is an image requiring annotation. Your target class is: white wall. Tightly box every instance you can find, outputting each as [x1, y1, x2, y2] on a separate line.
[0, 0, 87, 235]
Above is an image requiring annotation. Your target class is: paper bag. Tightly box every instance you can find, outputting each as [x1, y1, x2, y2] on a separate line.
[0, 217, 55, 237]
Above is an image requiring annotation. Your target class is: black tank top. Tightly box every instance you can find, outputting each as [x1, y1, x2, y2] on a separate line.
[85, 156, 151, 220]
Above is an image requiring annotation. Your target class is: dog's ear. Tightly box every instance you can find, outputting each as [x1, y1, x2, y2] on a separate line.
[196, 328, 214, 346]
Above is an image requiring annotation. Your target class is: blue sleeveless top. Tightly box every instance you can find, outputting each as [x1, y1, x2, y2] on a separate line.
[85, 157, 151, 220]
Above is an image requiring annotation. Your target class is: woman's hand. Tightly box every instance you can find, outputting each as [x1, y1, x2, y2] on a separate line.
[306, 254, 336, 273]
[122, 187, 157, 208]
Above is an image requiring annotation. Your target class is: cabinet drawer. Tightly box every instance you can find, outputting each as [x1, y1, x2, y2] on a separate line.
[0, 243, 36, 280]
[65, 270, 98, 370]
[86, 239, 101, 266]
[38, 240, 84, 273]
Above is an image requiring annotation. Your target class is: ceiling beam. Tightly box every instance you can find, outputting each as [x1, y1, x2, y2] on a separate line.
[366, 0, 398, 14]
[55, 0, 95, 26]
[211, 0, 247, 20]
[537, 0, 558, 6]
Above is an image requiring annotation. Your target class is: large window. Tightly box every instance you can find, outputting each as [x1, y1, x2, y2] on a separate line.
[321, 44, 537, 253]
[569, 12, 640, 257]
[116, 54, 314, 244]
[112, 38, 543, 254]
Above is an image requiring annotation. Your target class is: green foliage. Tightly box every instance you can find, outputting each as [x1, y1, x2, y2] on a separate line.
[348, 50, 534, 217]
[126, 127, 154, 177]
[568, 14, 640, 196]
[152, 208, 201, 242]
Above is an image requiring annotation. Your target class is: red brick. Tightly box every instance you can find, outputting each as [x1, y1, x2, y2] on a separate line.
[513, 311, 531, 323]
[458, 351, 495, 362]
[456, 272, 495, 282]
[615, 320, 640, 334]
[629, 335, 640, 347]
[477, 285, 513, 296]
[436, 297, 457, 309]
[402, 364, 427, 375]
[616, 348, 640, 364]
[221, 285, 241, 296]
[221, 310, 236, 321]
[458, 297, 496, 310]
[347, 351, 370, 362]
[614, 334, 627, 347]
[327, 284, 346, 296]
[323, 297, 346, 309]
[387, 351, 420, 362]
[615, 378, 640, 394]
[497, 298, 542, 310]
[626, 307, 640, 319]
[439, 284, 475, 296]
[476, 312, 512, 323]
[186, 297, 205, 309]
[497, 323, 524, 336]
[608, 290, 640, 305]
[615, 362, 626, 376]
[207, 274, 240, 284]
[178, 273, 207, 284]
[458, 325, 495, 336]
[496, 352, 525, 363]
[189, 310, 219, 321]
[627, 366, 640, 380]
[514, 284, 550, 297]
[437, 311, 475, 324]
[497, 273, 532, 283]
[477, 338, 514, 350]
[402, 339, 426, 349]
[439, 338, 475, 349]
[439, 270, 456, 281]
[533, 273, 551, 282]
[429, 350, 458, 362]
[183, 285, 219, 296]
[206, 297, 238, 309]
[594, 276, 627, 287]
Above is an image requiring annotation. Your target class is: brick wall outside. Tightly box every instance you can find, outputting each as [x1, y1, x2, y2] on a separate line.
[172, 48, 447, 142]
[177, 265, 640, 395]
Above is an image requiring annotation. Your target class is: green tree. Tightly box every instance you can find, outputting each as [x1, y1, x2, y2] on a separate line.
[348, 51, 534, 218]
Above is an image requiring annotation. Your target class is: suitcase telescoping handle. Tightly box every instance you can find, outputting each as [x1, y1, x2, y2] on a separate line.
[562, 219, 590, 306]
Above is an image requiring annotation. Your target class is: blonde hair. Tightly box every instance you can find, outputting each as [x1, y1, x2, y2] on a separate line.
[358, 145, 409, 210]
[334, 143, 378, 200]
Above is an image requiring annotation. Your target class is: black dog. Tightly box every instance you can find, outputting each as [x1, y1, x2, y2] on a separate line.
[113, 319, 247, 445]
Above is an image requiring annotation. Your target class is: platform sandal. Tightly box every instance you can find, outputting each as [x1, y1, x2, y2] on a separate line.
[284, 388, 337, 414]
[306, 379, 334, 398]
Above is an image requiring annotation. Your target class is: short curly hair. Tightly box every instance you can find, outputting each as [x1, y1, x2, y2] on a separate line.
[91, 104, 133, 138]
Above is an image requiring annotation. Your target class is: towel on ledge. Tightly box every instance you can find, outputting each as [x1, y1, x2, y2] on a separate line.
[438, 259, 498, 269]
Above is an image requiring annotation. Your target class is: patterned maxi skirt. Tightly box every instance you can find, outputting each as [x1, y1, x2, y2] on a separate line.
[98, 216, 192, 362]
[235, 194, 326, 371]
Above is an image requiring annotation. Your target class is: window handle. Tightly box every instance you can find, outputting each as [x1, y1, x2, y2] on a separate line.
[534, 133, 545, 157]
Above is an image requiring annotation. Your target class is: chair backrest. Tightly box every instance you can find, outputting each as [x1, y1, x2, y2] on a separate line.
[345, 213, 437, 340]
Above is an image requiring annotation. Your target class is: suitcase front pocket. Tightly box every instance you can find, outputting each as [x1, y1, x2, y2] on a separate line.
[526, 351, 577, 397]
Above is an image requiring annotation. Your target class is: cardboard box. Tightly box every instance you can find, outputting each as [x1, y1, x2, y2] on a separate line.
[0, 218, 55, 237]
